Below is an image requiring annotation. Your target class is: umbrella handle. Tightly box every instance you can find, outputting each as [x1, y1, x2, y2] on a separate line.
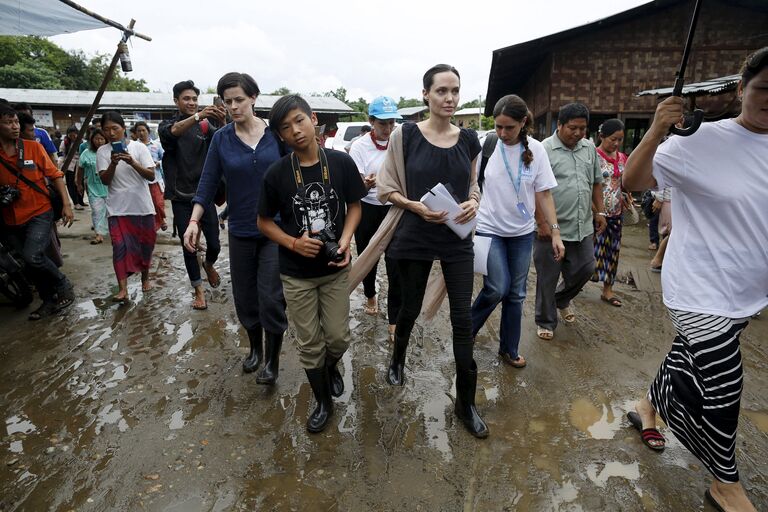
[669, 108, 704, 136]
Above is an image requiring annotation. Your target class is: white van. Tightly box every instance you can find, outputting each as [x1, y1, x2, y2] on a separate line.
[324, 122, 370, 152]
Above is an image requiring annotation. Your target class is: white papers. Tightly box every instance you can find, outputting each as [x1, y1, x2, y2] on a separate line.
[419, 183, 476, 240]
[473, 235, 492, 275]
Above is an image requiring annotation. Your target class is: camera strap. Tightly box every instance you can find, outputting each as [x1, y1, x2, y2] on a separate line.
[290, 148, 330, 190]
[0, 143, 51, 200]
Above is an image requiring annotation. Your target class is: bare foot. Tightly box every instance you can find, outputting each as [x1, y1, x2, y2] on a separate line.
[363, 296, 378, 315]
[112, 291, 128, 302]
[192, 289, 207, 310]
[710, 480, 757, 512]
[141, 280, 153, 292]
[635, 397, 657, 430]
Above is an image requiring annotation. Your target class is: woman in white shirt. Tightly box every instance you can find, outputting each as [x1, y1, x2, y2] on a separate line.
[471, 95, 564, 368]
[623, 47, 768, 512]
[97, 111, 157, 301]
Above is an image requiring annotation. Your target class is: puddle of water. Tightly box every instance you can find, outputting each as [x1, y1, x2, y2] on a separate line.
[88, 328, 113, 351]
[337, 351, 356, 433]
[6, 415, 36, 435]
[417, 372, 452, 461]
[484, 386, 499, 402]
[77, 300, 98, 320]
[569, 397, 629, 440]
[95, 404, 129, 434]
[549, 479, 580, 510]
[169, 321, 193, 355]
[10, 440, 23, 453]
[586, 461, 640, 487]
[169, 409, 185, 430]
[104, 364, 128, 389]
[743, 409, 768, 433]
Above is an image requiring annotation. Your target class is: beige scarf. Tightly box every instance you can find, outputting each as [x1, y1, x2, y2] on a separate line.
[347, 125, 481, 320]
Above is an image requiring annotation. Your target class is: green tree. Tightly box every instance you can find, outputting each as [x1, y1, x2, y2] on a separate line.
[270, 86, 292, 95]
[0, 60, 63, 89]
[324, 87, 348, 103]
[0, 36, 148, 92]
[397, 97, 423, 108]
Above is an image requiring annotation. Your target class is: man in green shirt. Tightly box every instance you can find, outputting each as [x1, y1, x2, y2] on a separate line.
[534, 103, 607, 339]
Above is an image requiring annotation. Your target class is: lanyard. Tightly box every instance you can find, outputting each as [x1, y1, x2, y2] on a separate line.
[290, 148, 330, 188]
[498, 140, 525, 201]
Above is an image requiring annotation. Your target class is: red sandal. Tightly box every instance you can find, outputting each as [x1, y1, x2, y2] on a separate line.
[627, 411, 665, 451]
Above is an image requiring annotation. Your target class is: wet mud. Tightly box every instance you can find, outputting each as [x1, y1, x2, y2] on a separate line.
[1, 215, 766, 511]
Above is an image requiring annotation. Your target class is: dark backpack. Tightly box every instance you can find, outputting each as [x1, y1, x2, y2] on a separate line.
[477, 133, 498, 192]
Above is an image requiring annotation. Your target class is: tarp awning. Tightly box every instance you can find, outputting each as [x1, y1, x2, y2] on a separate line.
[0, 0, 107, 36]
[637, 74, 741, 97]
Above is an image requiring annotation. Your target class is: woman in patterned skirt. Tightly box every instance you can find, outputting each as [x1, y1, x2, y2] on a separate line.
[592, 119, 631, 306]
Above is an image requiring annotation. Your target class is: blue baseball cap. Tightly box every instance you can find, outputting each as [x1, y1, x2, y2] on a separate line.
[368, 96, 402, 120]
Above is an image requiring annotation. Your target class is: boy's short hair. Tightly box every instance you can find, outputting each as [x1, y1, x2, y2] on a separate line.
[134, 120, 149, 132]
[172, 80, 200, 99]
[269, 94, 312, 132]
[557, 103, 590, 125]
[18, 112, 35, 131]
[0, 104, 18, 119]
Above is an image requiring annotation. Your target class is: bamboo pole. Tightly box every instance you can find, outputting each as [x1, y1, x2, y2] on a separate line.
[59, 19, 136, 177]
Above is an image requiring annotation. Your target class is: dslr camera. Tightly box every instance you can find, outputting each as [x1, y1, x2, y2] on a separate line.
[310, 227, 344, 263]
[0, 185, 21, 206]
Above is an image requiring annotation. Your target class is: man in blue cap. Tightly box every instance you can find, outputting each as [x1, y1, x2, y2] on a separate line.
[348, 96, 403, 341]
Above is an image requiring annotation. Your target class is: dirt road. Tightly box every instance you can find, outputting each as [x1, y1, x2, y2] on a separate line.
[1, 211, 766, 511]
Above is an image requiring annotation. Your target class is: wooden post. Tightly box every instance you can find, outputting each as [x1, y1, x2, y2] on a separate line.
[59, 19, 136, 176]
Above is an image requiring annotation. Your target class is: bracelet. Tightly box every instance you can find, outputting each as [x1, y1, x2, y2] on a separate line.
[189, 219, 199, 224]
[291, 238, 297, 252]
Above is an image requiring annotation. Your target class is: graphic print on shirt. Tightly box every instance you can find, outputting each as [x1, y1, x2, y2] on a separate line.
[292, 182, 339, 233]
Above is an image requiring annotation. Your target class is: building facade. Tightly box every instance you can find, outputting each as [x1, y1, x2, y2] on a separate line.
[485, 0, 768, 151]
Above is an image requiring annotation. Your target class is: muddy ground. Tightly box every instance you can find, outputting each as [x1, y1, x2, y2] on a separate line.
[1, 207, 766, 512]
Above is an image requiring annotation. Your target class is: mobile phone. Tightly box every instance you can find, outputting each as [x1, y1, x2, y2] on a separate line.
[111, 141, 127, 154]
[213, 96, 224, 108]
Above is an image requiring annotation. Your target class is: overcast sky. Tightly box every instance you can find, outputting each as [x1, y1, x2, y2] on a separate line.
[50, 0, 649, 105]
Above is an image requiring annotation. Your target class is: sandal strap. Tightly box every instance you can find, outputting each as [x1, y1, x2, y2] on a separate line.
[641, 429, 665, 441]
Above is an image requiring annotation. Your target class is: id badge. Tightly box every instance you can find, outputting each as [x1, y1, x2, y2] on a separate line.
[516, 202, 531, 221]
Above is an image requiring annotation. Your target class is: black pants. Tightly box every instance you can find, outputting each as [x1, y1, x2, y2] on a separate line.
[65, 171, 84, 207]
[648, 210, 660, 245]
[228, 234, 287, 334]
[395, 258, 474, 370]
[355, 201, 401, 324]
[171, 200, 220, 287]
[6, 209, 69, 302]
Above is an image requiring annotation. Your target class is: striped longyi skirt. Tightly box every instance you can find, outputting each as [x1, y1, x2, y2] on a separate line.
[648, 309, 749, 483]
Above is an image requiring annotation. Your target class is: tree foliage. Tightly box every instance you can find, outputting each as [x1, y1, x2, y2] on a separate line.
[0, 36, 149, 91]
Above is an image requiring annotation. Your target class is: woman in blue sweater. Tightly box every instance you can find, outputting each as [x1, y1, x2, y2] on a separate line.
[183, 72, 288, 384]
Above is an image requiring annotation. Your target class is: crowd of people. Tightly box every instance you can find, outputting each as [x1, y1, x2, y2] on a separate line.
[1, 46, 767, 511]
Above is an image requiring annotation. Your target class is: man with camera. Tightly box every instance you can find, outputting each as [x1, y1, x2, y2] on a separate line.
[159, 80, 226, 310]
[0, 104, 75, 320]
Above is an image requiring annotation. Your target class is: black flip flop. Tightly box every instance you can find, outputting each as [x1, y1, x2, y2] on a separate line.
[705, 489, 726, 512]
[627, 411, 666, 451]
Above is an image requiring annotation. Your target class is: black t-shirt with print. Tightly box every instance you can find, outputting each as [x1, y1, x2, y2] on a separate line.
[259, 148, 367, 278]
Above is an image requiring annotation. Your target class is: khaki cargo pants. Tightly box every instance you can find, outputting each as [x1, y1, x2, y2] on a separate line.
[280, 268, 351, 369]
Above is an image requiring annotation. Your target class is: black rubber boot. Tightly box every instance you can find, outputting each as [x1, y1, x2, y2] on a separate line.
[386, 334, 409, 386]
[242, 327, 263, 374]
[325, 352, 344, 397]
[305, 367, 333, 433]
[454, 360, 489, 439]
[256, 332, 282, 385]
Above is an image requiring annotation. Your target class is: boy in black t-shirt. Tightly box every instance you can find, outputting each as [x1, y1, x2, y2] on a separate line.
[258, 95, 366, 433]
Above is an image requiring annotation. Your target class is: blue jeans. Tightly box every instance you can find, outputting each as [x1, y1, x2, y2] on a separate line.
[471, 231, 534, 358]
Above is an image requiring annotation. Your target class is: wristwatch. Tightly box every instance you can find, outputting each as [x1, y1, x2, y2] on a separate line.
[597, 212, 607, 217]
[550, 223, 560, 231]
[193, 112, 200, 122]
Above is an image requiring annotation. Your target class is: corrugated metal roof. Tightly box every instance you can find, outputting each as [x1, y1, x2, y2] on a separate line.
[454, 108, 483, 117]
[636, 74, 741, 97]
[398, 106, 428, 116]
[0, 88, 354, 114]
